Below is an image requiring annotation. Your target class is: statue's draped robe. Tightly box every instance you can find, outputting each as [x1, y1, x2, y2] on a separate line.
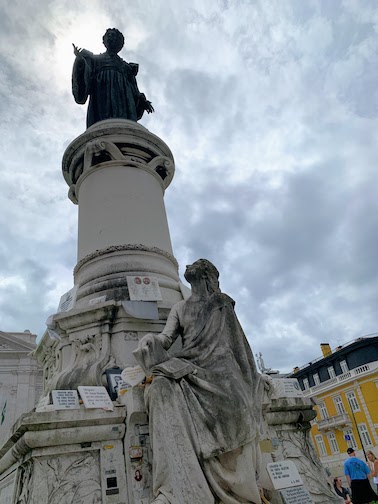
[140, 293, 264, 504]
[72, 50, 147, 128]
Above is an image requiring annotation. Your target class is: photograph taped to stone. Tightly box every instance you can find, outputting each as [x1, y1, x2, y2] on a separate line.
[105, 367, 124, 400]
[110, 375, 132, 397]
[78, 386, 114, 410]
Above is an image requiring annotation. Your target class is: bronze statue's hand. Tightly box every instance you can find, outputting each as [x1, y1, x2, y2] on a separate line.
[72, 43, 83, 57]
[145, 101, 154, 114]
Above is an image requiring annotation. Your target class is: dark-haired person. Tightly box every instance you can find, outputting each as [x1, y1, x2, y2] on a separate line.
[344, 448, 377, 504]
[333, 476, 352, 503]
[72, 28, 154, 128]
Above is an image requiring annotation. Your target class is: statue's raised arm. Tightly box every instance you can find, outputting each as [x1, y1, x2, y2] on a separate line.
[72, 28, 154, 128]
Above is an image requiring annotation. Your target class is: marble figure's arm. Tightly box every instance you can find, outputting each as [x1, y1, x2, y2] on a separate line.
[138, 301, 183, 350]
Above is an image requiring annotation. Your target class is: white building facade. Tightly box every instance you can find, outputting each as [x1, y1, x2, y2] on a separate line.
[0, 331, 42, 446]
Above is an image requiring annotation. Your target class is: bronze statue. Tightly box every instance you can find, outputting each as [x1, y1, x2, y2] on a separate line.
[72, 28, 154, 128]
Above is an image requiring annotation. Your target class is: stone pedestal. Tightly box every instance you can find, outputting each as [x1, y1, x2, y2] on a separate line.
[0, 407, 128, 503]
[62, 119, 181, 308]
[31, 121, 185, 395]
[259, 382, 344, 504]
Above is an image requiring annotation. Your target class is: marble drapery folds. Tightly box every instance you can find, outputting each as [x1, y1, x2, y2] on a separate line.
[134, 292, 264, 504]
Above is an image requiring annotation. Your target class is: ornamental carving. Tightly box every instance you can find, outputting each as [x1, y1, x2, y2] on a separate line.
[68, 138, 174, 204]
[16, 452, 101, 504]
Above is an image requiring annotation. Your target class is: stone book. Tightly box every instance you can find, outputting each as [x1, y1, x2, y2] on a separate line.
[151, 358, 194, 379]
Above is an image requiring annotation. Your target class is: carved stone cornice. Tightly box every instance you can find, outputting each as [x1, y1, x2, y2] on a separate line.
[74, 243, 178, 276]
[62, 119, 175, 204]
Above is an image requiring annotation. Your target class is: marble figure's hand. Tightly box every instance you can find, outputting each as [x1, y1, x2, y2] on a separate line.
[138, 332, 155, 349]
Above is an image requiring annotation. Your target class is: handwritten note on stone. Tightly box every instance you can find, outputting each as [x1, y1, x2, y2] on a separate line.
[267, 461, 303, 490]
[280, 486, 314, 504]
[127, 276, 162, 301]
[52, 390, 80, 410]
[78, 386, 114, 411]
[122, 365, 146, 386]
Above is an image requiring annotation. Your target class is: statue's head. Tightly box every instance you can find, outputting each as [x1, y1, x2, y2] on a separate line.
[184, 259, 220, 294]
[103, 28, 124, 54]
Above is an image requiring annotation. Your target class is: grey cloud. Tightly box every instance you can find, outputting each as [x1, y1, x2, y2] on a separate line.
[1, 0, 378, 373]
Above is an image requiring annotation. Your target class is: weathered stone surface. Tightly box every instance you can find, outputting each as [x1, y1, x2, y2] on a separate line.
[134, 259, 265, 504]
[260, 379, 344, 504]
[0, 407, 127, 503]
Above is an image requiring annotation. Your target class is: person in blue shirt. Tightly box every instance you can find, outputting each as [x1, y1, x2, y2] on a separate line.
[344, 448, 378, 504]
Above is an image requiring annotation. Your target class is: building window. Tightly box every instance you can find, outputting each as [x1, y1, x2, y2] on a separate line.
[340, 360, 348, 374]
[328, 366, 336, 379]
[303, 378, 309, 390]
[346, 391, 360, 412]
[343, 428, 358, 450]
[333, 396, 346, 415]
[318, 402, 328, 420]
[315, 434, 327, 456]
[313, 373, 320, 386]
[327, 433, 340, 454]
[358, 424, 373, 448]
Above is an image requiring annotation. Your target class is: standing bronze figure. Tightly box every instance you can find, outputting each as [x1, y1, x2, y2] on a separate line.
[72, 28, 154, 128]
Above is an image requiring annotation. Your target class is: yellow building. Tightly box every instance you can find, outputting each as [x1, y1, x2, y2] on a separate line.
[290, 335, 378, 476]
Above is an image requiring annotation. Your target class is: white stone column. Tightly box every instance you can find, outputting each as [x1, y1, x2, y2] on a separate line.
[62, 119, 181, 307]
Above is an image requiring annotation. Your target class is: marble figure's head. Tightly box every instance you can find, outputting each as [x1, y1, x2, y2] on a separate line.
[185, 259, 220, 294]
[103, 28, 125, 54]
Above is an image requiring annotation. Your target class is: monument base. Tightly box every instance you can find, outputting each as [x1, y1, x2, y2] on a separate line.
[0, 406, 128, 503]
[0, 378, 344, 504]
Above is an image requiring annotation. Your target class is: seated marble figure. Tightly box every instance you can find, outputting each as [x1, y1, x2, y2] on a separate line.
[134, 259, 265, 504]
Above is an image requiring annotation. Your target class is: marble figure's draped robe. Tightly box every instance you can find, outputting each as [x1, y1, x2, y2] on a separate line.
[136, 292, 264, 504]
[72, 50, 148, 128]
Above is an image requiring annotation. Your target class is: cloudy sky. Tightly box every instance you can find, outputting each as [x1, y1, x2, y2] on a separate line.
[0, 0, 377, 372]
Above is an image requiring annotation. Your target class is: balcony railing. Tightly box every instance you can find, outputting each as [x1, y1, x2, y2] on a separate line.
[317, 413, 351, 430]
[302, 361, 378, 396]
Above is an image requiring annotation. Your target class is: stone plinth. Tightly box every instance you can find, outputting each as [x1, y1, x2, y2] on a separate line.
[259, 380, 344, 504]
[62, 119, 181, 307]
[34, 300, 176, 393]
[0, 406, 128, 503]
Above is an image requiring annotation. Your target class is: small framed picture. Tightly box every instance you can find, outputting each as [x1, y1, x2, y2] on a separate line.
[105, 367, 123, 400]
